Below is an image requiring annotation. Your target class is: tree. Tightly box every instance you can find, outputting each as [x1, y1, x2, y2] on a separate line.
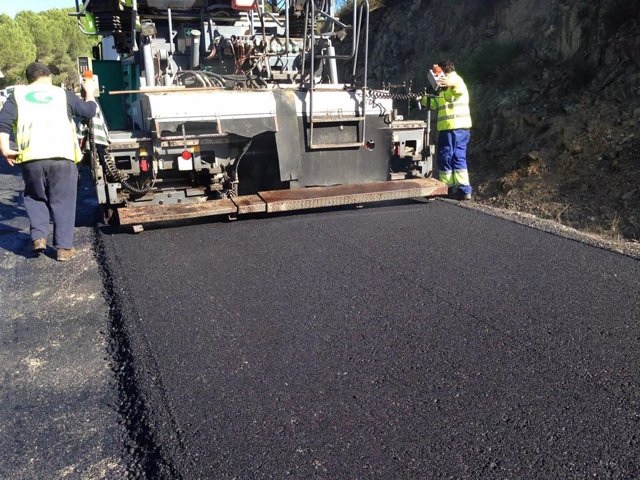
[0, 9, 98, 87]
[0, 15, 37, 86]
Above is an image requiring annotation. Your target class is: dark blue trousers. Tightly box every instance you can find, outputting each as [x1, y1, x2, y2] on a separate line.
[437, 129, 472, 195]
[20, 159, 78, 249]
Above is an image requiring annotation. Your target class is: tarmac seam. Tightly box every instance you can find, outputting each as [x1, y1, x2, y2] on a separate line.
[93, 227, 186, 480]
[435, 198, 640, 260]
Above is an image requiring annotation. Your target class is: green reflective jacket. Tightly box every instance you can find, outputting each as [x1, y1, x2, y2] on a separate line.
[432, 72, 472, 131]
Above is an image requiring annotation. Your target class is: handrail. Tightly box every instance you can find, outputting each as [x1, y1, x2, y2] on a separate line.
[307, 0, 370, 150]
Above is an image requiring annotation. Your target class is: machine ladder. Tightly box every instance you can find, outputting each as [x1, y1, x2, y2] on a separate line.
[302, 0, 370, 150]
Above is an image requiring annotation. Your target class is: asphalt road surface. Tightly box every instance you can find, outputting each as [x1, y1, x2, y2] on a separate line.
[0, 162, 127, 480]
[98, 200, 640, 479]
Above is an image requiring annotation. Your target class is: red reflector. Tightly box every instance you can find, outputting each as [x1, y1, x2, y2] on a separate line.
[140, 159, 149, 172]
[181, 150, 192, 160]
[232, 0, 257, 10]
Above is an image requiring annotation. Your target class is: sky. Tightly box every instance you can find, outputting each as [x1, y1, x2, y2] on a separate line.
[0, 0, 77, 19]
[0, 0, 351, 18]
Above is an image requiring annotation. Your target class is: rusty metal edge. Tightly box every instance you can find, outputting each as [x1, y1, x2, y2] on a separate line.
[231, 195, 267, 215]
[117, 180, 447, 225]
[117, 200, 237, 225]
[261, 187, 444, 213]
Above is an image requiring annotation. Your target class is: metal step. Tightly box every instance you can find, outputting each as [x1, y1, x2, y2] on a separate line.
[310, 116, 365, 124]
[116, 178, 447, 226]
[308, 142, 363, 150]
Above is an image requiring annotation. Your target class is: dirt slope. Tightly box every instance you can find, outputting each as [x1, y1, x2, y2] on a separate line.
[363, 0, 640, 241]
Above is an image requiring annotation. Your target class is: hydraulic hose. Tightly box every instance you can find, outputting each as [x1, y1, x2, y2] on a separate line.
[88, 119, 151, 196]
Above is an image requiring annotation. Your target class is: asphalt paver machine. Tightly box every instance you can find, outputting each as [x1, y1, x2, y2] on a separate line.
[72, 0, 445, 227]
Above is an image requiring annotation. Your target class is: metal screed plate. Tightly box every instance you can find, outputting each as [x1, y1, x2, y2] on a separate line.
[116, 178, 447, 225]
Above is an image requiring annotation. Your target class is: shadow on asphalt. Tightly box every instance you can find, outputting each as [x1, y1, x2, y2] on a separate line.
[0, 168, 31, 255]
[0, 193, 25, 222]
[0, 162, 101, 255]
[0, 159, 21, 177]
[0, 225, 33, 258]
[76, 167, 101, 228]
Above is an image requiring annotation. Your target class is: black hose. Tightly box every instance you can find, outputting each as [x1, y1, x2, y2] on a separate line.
[175, 70, 267, 90]
[88, 119, 151, 196]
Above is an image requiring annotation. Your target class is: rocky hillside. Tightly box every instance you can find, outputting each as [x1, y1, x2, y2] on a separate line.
[362, 0, 640, 241]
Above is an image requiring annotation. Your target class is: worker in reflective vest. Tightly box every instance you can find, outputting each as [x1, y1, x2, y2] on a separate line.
[431, 60, 473, 200]
[0, 62, 97, 261]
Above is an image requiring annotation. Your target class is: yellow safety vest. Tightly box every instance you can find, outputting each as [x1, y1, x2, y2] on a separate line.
[432, 72, 472, 131]
[13, 84, 81, 164]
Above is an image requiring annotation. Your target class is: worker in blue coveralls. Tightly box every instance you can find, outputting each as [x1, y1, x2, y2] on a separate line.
[423, 60, 473, 200]
[0, 62, 97, 261]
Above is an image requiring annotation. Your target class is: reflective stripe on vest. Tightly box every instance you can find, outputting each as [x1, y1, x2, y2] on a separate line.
[435, 72, 472, 131]
[78, 105, 110, 146]
[14, 84, 81, 164]
[92, 108, 110, 146]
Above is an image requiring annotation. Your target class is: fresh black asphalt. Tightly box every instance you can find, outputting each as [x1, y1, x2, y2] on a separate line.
[98, 200, 640, 479]
[0, 161, 128, 479]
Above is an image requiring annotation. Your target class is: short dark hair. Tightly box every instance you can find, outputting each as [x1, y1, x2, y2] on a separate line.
[438, 60, 455, 74]
[25, 62, 51, 84]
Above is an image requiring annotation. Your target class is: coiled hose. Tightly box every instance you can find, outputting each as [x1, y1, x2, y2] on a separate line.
[88, 119, 151, 196]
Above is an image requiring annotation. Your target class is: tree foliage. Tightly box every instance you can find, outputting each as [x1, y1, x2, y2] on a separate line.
[0, 9, 98, 87]
[0, 14, 37, 85]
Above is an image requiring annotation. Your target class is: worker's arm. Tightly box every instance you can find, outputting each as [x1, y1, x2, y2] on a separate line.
[0, 97, 18, 166]
[66, 78, 97, 120]
[438, 76, 455, 89]
[439, 75, 463, 102]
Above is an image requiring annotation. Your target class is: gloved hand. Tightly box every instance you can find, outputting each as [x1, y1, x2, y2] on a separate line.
[81, 78, 96, 101]
[437, 76, 455, 88]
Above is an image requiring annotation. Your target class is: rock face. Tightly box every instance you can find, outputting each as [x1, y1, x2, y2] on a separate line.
[359, 0, 640, 240]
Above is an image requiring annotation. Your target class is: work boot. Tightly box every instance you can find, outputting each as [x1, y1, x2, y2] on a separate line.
[449, 187, 473, 201]
[56, 247, 77, 262]
[32, 238, 47, 253]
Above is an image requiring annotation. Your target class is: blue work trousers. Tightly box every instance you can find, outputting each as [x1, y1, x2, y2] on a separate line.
[437, 129, 472, 195]
[20, 159, 78, 249]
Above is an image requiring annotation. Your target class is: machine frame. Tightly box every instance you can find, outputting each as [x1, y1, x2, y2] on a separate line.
[71, 0, 440, 227]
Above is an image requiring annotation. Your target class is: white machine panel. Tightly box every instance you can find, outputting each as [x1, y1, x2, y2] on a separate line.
[144, 90, 277, 121]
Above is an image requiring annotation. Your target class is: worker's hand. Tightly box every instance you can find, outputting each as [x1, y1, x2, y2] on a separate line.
[437, 76, 455, 88]
[82, 78, 96, 100]
[1, 147, 19, 166]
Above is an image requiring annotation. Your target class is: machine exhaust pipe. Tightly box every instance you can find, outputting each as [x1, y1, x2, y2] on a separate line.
[327, 43, 338, 84]
[142, 37, 156, 87]
[191, 29, 201, 69]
